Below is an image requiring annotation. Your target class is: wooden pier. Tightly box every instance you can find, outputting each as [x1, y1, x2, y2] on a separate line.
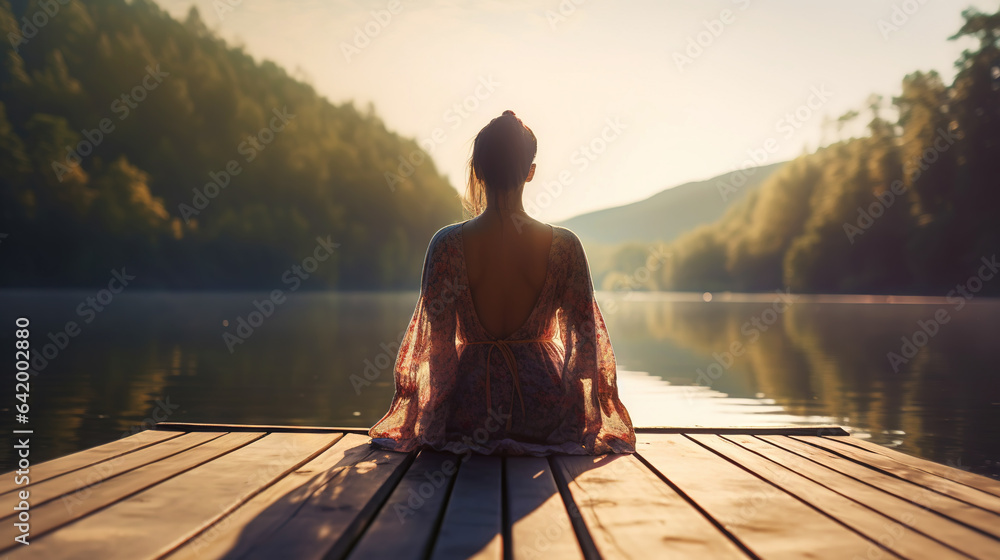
[2, 423, 999, 559]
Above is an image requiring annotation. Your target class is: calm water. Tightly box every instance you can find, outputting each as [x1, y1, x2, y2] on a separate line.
[1, 291, 998, 477]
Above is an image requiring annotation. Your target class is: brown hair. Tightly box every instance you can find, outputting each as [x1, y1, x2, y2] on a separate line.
[464, 110, 537, 216]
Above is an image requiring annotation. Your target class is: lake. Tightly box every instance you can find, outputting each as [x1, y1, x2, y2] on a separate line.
[2, 290, 998, 477]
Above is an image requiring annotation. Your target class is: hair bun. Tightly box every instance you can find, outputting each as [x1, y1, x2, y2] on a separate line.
[502, 110, 516, 117]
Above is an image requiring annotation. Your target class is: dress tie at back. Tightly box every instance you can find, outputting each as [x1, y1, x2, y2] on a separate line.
[463, 338, 551, 430]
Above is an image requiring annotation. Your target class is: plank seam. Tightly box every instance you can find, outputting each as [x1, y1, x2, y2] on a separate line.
[818, 436, 1000, 499]
[154, 422, 370, 434]
[748, 435, 994, 552]
[150, 423, 851, 436]
[633, 426, 850, 436]
[420, 452, 463, 560]
[697, 434, 910, 559]
[0, 432, 229, 516]
[791, 436, 1000, 530]
[327, 448, 418, 560]
[546, 455, 602, 560]
[0, 430, 187, 497]
[501, 456, 513, 560]
[0, 431, 270, 556]
[154, 432, 348, 559]
[634, 444, 761, 560]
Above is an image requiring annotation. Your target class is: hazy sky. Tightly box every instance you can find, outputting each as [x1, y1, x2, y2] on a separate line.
[156, 0, 985, 221]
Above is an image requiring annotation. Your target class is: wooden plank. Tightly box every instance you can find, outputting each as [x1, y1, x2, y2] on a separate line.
[763, 435, 1000, 540]
[0, 429, 182, 495]
[821, 435, 1000, 498]
[346, 450, 459, 560]
[2, 432, 333, 560]
[0, 431, 261, 555]
[635, 425, 849, 436]
[218, 434, 411, 560]
[739, 435, 1000, 558]
[153, 424, 858, 438]
[551, 453, 748, 559]
[430, 454, 503, 560]
[506, 457, 584, 560]
[164, 431, 369, 559]
[638, 434, 889, 559]
[798, 436, 1000, 514]
[0, 432, 222, 515]
[157, 424, 847, 436]
[154, 422, 369, 434]
[695, 434, 967, 560]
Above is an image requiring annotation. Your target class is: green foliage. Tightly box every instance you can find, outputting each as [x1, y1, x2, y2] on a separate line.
[0, 0, 461, 289]
[604, 5, 1000, 295]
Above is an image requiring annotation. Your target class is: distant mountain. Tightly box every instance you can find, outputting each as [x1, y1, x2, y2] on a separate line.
[557, 163, 784, 245]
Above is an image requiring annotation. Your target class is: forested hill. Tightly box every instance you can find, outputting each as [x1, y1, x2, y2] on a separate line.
[0, 0, 461, 290]
[559, 162, 783, 246]
[601, 7, 1000, 296]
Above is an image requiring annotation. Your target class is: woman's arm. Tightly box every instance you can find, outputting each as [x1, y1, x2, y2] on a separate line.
[556, 230, 636, 453]
[369, 225, 460, 446]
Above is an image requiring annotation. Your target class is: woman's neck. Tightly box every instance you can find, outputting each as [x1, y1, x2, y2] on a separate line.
[482, 190, 526, 218]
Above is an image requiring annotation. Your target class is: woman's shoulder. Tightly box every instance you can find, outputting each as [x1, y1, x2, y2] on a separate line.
[432, 221, 465, 242]
[425, 221, 465, 252]
[426, 220, 583, 252]
[550, 224, 585, 253]
[550, 224, 578, 239]
[419, 223, 464, 285]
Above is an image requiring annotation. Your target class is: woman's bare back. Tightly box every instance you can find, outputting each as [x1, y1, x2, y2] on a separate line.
[369, 110, 636, 455]
[461, 214, 554, 339]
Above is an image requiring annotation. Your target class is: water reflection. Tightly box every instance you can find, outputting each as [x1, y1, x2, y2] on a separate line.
[0, 291, 997, 477]
[601, 292, 1000, 476]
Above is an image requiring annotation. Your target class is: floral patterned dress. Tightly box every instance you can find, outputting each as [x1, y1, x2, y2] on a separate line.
[369, 222, 636, 456]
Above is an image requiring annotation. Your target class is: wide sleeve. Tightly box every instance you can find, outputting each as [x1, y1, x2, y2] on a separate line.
[556, 231, 636, 454]
[368, 225, 460, 451]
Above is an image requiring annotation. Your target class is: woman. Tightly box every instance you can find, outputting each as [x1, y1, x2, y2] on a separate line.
[369, 110, 635, 456]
